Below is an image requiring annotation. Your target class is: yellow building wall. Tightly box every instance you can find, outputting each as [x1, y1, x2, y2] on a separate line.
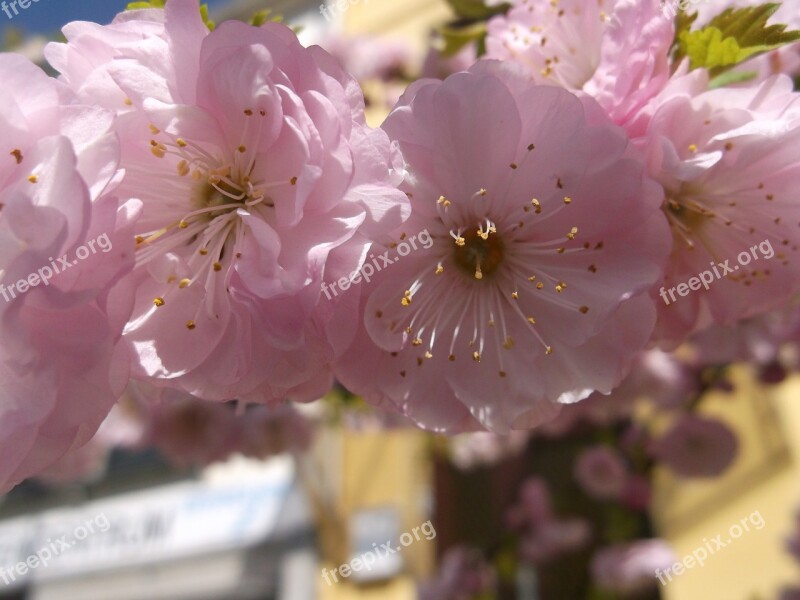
[343, 0, 452, 55]
[659, 374, 800, 600]
[312, 426, 432, 600]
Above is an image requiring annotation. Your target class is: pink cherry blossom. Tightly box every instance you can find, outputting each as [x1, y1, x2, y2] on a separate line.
[575, 349, 701, 415]
[543, 348, 701, 433]
[44, 7, 168, 110]
[486, 0, 674, 128]
[574, 445, 629, 501]
[643, 73, 800, 346]
[591, 539, 675, 595]
[535, 388, 637, 437]
[46, 0, 409, 404]
[0, 54, 138, 493]
[649, 415, 738, 477]
[334, 61, 671, 433]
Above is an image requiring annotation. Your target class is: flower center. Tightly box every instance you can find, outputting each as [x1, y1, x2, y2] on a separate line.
[453, 226, 505, 280]
[129, 111, 302, 331]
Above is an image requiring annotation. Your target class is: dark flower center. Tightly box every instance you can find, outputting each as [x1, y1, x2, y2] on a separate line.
[454, 228, 505, 280]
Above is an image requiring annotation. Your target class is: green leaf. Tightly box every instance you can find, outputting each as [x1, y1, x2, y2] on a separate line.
[126, 0, 165, 8]
[444, 0, 509, 21]
[437, 22, 487, 58]
[680, 27, 748, 71]
[707, 3, 796, 46]
[250, 9, 284, 26]
[678, 3, 800, 76]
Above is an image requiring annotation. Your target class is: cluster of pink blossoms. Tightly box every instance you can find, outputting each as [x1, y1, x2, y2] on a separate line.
[2, 0, 800, 491]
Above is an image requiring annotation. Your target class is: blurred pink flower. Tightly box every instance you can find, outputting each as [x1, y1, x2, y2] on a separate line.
[649, 415, 738, 477]
[520, 518, 592, 565]
[628, 349, 700, 409]
[689, 306, 800, 367]
[543, 349, 701, 435]
[574, 445, 629, 501]
[621, 475, 652, 511]
[46, 0, 409, 404]
[506, 477, 554, 528]
[591, 539, 675, 595]
[317, 34, 414, 82]
[239, 404, 314, 459]
[508, 477, 591, 565]
[418, 545, 496, 600]
[421, 41, 478, 80]
[334, 61, 670, 433]
[786, 509, 800, 563]
[486, 0, 674, 129]
[0, 54, 137, 493]
[127, 382, 314, 466]
[642, 72, 800, 346]
[129, 382, 241, 468]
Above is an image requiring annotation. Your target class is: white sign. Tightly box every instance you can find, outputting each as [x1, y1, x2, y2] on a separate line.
[0, 458, 294, 588]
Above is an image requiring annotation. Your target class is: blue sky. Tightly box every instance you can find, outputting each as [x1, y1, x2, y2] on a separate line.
[2, 0, 227, 38]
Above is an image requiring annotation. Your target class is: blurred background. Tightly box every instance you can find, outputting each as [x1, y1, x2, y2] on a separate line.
[3, 1, 800, 599]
